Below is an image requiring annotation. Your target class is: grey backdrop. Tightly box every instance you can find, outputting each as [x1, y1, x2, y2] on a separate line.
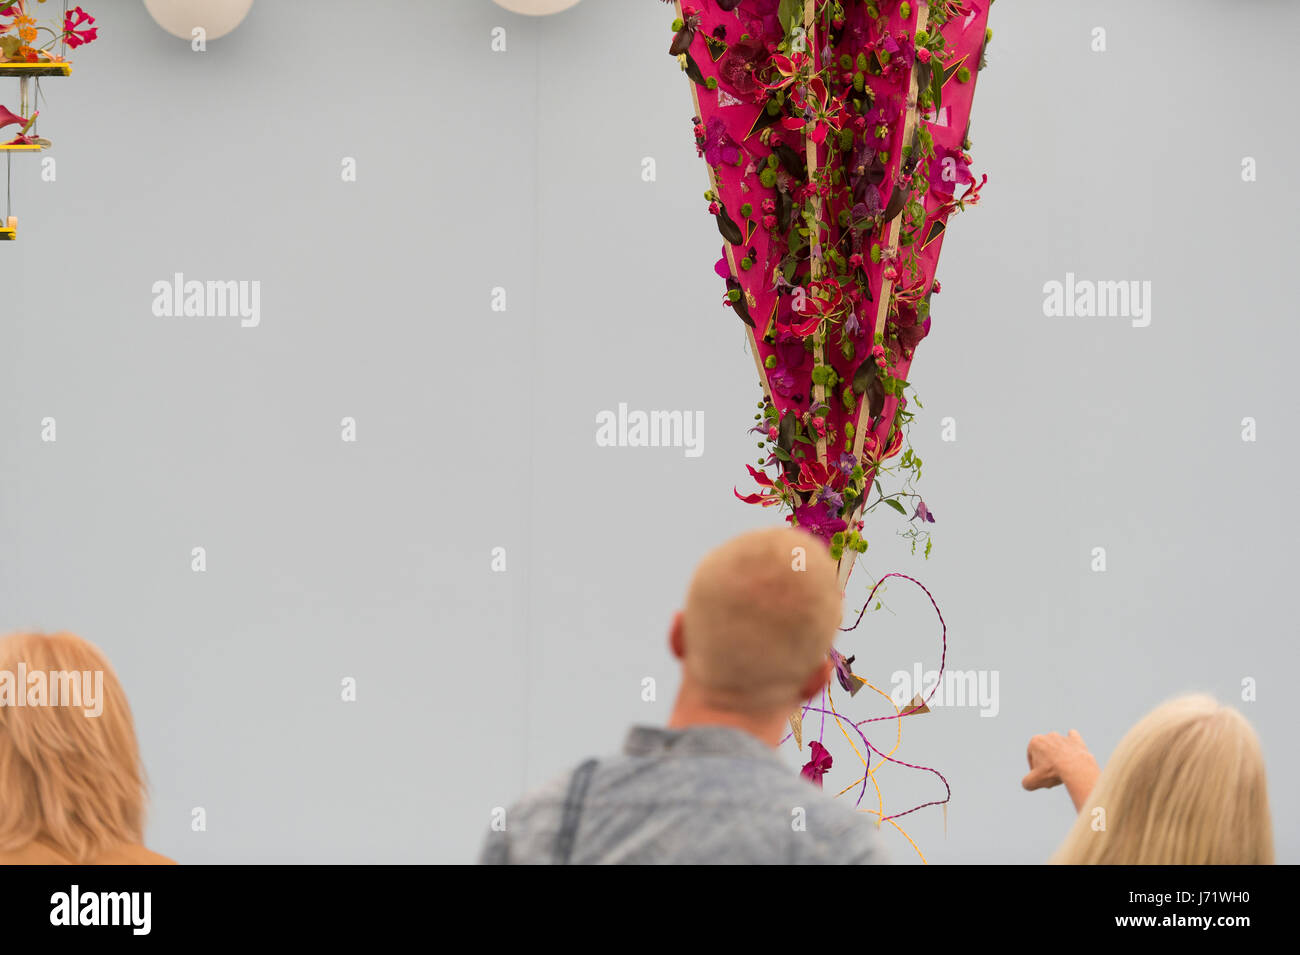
[1, 0, 1295, 864]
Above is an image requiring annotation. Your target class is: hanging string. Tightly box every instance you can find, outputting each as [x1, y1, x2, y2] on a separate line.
[841, 571, 948, 717]
[779, 568, 952, 859]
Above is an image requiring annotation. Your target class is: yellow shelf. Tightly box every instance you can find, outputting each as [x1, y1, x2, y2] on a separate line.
[0, 62, 72, 77]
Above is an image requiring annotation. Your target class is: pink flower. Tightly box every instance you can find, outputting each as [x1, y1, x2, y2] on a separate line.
[792, 503, 847, 542]
[62, 5, 98, 48]
[930, 144, 975, 197]
[800, 741, 833, 788]
[770, 365, 796, 396]
[702, 117, 741, 166]
[0, 104, 27, 129]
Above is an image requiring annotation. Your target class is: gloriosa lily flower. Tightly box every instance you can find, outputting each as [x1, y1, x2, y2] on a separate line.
[790, 459, 849, 496]
[787, 277, 847, 338]
[783, 76, 846, 145]
[861, 425, 905, 467]
[756, 51, 812, 93]
[62, 5, 98, 49]
[933, 172, 988, 219]
[734, 464, 789, 508]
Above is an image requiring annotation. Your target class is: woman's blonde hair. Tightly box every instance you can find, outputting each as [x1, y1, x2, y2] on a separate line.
[1053, 694, 1272, 865]
[0, 631, 147, 862]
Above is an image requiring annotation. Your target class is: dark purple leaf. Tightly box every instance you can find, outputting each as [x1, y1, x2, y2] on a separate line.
[771, 141, 806, 180]
[716, 206, 744, 245]
[726, 277, 754, 327]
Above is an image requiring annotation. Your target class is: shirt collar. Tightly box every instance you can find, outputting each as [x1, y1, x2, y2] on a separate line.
[623, 724, 783, 764]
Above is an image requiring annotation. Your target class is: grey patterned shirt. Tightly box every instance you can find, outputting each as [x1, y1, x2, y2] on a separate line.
[478, 724, 885, 865]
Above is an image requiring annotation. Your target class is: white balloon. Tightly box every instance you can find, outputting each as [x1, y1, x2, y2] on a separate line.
[490, 0, 583, 14]
[142, 0, 255, 41]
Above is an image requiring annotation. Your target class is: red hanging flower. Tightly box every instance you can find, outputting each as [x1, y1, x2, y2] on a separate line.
[800, 741, 833, 788]
[734, 464, 787, 508]
[62, 6, 98, 49]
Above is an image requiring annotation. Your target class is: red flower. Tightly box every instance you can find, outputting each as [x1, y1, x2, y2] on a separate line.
[755, 52, 811, 93]
[734, 464, 786, 508]
[800, 741, 833, 788]
[787, 276, 846, 337]
[788, 460, 849, 502]
[62, 6, 98, 49]
[786, 76, 845, 145]
[717, 36, 770, 100]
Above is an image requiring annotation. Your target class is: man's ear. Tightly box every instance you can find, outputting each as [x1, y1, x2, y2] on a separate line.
[797, 658, 833, 702]
[669, 611, 686, 660]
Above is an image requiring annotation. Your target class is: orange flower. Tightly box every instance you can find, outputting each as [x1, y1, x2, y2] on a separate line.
[11, 13, 36, 43]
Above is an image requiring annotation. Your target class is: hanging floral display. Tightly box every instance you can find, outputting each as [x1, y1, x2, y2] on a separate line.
[661, 0, 995, 860]
[0, 1, 97, 64]
[1, 1, 97, 239]
[664, 0, 989, 572]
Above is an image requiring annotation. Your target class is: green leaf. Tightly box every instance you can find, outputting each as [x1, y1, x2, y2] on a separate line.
[778, 0, 803, 34]
[885, 498, 908, 515]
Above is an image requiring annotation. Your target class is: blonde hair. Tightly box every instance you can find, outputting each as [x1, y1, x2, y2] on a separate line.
[682, 527, 842, 710]
[0, 632, 147, 862]
[1053, 694, 1272, 865]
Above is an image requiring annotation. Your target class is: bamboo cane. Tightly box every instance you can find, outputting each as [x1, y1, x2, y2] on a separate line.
[838, 1, 930, 591]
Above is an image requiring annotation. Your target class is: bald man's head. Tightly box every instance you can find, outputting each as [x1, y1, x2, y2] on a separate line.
[677, 527, 842, 712]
